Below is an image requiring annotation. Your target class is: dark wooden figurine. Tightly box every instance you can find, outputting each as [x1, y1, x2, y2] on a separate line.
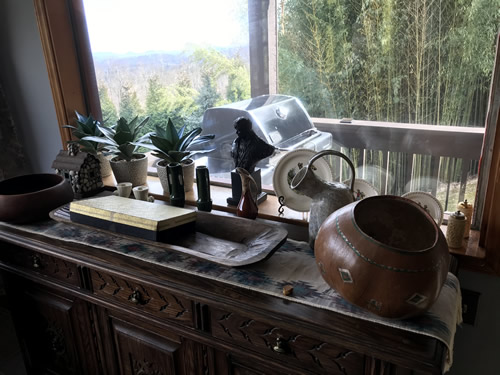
[231, 117, 275, 173]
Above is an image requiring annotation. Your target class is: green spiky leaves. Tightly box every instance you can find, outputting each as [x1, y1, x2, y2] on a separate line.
[82, 116, 151, 161]
[62, 111, 105, 155]
[140, 118, 214, 163]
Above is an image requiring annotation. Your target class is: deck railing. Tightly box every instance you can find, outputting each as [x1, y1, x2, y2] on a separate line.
[313, 118, 485, 212]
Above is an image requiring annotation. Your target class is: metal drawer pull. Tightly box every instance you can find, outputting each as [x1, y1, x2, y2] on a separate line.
[129, 290, 141, 304]
[273, 337, 287, 354]
[32, 255, 41, 269]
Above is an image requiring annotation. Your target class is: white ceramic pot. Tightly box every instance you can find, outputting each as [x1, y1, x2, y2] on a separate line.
[182, 159, 195, 192]
[156, 158, 195, 194]
[110, 154, 148, 187]
[97, 152, 112, 177]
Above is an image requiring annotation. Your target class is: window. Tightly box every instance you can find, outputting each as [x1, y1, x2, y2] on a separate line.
[82, 0, 251, 134]
[277, 0, 498, 219]
[35, 0, 500, 272]
[80, 0, 498, 217]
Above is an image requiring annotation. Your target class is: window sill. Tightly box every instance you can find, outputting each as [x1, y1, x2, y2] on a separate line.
[103, 175, 309, 227]
[442, 226, 494, 274]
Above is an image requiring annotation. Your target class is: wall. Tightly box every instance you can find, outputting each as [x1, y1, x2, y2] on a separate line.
[449, 270, 500, 374]
[0, 0, 61, 174]
[0, 1, 499, 374]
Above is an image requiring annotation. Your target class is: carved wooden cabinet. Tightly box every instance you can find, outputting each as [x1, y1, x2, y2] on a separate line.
[0, 224, 449, 375]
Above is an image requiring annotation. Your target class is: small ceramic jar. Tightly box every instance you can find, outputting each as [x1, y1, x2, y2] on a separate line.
[446, 211, 466, 248]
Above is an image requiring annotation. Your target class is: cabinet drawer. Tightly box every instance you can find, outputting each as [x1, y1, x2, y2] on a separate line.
[0, 244, 82, 287]
[211, 307, 366, 375]
[90, 269, 194, 328]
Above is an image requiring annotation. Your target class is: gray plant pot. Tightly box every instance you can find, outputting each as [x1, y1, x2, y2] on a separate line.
[156, 159, 195, 194]
[97, 152, 112, 177]
[110, 154, 148, 187]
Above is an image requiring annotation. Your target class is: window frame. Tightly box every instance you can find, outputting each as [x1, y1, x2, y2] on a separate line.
[35, 0, 500, 274]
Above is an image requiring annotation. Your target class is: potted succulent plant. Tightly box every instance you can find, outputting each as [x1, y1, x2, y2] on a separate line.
[62, 111, 112, 177]
[140, 118, 214, 193]
[83, 116, 151, 186]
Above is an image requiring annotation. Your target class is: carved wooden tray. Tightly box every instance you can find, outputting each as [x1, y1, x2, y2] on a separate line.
[50, 205, 287, 267]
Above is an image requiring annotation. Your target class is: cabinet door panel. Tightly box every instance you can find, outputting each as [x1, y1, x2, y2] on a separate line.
[5, 277, 100, 374]
[112, 319, 178, 374]
[109, 317, 210, 375]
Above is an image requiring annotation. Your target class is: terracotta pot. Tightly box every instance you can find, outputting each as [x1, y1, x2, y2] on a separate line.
[314, 195, 450, 319]
[156, 159, 195, 194]
[110, 154, 148, 187]
[0, 173, 73, 223]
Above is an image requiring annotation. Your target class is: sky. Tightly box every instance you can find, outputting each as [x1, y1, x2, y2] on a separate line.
[83, 0, 249, 54]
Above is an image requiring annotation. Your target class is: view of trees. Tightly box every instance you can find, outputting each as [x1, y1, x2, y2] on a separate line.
[277, 0, 498, 201]
[278, 0, 498, 126]
[94, 47, 250, 134]
[92, 0, 498, 206]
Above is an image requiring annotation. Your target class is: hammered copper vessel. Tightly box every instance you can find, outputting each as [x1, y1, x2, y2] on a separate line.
[314, 195, 450, 319]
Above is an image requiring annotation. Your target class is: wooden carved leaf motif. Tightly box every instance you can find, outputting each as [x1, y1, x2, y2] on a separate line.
[132, 358, 164, 375]
[45, 320, 66, 356]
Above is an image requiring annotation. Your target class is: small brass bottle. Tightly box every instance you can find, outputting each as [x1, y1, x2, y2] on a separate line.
[446, 211, 466, 248]
[457, 200, 473, 238]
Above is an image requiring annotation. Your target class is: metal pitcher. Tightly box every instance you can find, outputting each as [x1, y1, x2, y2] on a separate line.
[290, 150, 355, 249]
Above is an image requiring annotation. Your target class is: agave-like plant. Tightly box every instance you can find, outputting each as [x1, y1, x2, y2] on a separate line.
[62, 111, 106, 155]
[83, 116, 151, 162]
[140, 118, 214, 164]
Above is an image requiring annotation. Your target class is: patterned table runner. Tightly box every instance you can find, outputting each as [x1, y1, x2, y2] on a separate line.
[1, 219, 462, 371]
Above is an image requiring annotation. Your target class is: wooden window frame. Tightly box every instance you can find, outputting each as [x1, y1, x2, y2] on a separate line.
[34, 0, 500, 274]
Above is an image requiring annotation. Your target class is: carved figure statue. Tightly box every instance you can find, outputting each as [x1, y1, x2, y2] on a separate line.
[231, 117, 275, 174]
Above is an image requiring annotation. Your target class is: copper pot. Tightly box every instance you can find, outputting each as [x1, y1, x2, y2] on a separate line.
[315, 195, 450, 319]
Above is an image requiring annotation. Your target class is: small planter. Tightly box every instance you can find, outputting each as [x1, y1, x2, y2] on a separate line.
[182, 159, 195, 192]
[110, 154, 148, 187]
[97, 152, 112, 177]
[156, 158, 195, 194]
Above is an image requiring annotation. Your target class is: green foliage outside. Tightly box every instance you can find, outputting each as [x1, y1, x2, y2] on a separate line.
[95, 47, 251, 138]
[277, 0, 498, 204]
[119, 85, 143, 122]
[92, 1, 498, 207]
[278, 0, 498, 127]
[98, 85, 117, 125]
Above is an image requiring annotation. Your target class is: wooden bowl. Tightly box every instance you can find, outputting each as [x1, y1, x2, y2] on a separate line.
[0, 174, 74, 223]
[315, 195, 450, 319]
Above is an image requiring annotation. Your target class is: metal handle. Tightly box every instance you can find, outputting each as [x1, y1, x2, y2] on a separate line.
[272, 337, 288, 354]
[32, 255, 41, 269]
[307, 150, 356, 192]
[129, 290, 141, 304]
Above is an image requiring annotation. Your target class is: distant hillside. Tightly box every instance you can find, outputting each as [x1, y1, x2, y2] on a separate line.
[92, 46, 249, 108]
